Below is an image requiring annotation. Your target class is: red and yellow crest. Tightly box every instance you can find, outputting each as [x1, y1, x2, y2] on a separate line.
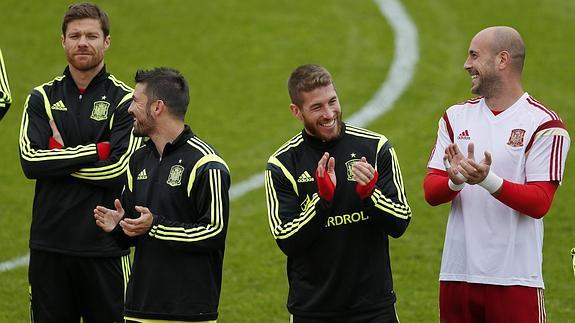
[507, 129, 526, 147]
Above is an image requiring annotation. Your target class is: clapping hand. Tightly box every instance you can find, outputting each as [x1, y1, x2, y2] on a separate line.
[94, 199, 124, 232]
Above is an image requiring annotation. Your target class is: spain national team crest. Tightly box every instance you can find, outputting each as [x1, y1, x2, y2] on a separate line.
[166, 165, 185, 187]
[507, 128, 526, 147]
[345, 158, 360, 181]
[90, 101, 110, 121]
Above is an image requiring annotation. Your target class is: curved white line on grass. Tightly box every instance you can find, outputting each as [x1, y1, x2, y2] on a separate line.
[345, 0, 418, 126]
[0, 253, 29, 272]
[0, 0, 418, 272]
[227, 0, 419, 200]
[230, 172, 266, 201]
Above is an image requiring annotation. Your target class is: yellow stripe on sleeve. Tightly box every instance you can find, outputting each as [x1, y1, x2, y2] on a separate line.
[149, 169, 225, 242]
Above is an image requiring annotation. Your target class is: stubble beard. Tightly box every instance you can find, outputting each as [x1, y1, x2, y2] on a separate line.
[304, 114, 343, 141]
[68, 51, 104, 73]
[472, 73, 500, 98]
[133, 105, 155, 137]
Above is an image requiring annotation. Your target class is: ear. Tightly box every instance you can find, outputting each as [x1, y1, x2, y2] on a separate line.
[290, 103, 303, 121]
[61, 34, 65, 48]
[496, 50, 511, 70]
[104, 35, 111, 50]
[152, 100, 165, 117]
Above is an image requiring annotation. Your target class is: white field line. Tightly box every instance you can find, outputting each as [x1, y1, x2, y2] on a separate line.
[228, 0, 419, 200]
[0, 253, 29, 272]
[0, 0, 418, 273]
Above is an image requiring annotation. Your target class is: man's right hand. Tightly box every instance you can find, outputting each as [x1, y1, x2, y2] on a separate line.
[457, 142, 493, 185]
[94, 199, 125, 232]
[97, 141, 111, 160]
[444, 143, 467, 185]
[315, 152, 336, 202]
[48, 119, 64, 149]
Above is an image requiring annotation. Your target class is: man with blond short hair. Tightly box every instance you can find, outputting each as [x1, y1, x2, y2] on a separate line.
[266, 64, 412, 322]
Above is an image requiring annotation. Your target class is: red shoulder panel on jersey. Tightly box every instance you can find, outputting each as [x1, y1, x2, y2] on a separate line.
[527, 96, 559, 120]
[442, 112, 454, 143]
[524, 119, 567, 153]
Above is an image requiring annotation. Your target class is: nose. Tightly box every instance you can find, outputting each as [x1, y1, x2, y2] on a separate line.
[128, 102, 135, 115]
[78, 35, 89, 46]
[322, 106, 335, 119]
[463, 56, 472, 70]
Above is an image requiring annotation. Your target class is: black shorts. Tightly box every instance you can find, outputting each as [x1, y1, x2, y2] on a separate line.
[291, 305, 400, 323]
[29, 249, 131, 323]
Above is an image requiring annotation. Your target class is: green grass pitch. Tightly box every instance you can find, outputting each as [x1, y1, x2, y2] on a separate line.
[0, 0, 573, 321]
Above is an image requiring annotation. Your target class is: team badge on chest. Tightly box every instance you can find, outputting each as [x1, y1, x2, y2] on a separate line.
[90, 101, 110, 121]
[345, 158, 360, 181]
[166, 165, 185, 187]
[507, 128, 526, 147]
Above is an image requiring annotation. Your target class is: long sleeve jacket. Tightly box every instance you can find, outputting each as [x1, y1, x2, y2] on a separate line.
[116, 126, 231, 322]
[0, 48, 11, 120]
[265, 123, 411, 318]
[19, 66, 141, 256]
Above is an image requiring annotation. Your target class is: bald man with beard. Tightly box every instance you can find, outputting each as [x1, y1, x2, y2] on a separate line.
[424, 26, 570, 323]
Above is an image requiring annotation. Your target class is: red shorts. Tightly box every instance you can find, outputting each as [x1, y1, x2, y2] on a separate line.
[439, 281, 546, 323]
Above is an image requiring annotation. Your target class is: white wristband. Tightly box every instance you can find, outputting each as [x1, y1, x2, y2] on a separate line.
[478, 170, 503, 194]
[454, 172, 467, 183]
[448, 179, 465, 191]
[443, 158, 467, 185]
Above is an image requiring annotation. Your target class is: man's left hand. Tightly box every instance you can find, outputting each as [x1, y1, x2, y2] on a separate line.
[120, 206, 154, 237]
[458, 142, 492, 185]
[353, 157, 378, 199]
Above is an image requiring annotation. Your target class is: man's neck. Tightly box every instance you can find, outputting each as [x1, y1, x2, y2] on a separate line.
[149, 121, 186, 156]
[69, 62, 104, 90]
[484, 82, 524, 112]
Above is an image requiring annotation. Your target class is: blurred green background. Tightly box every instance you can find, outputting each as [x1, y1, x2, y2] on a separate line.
[0, 0, 573, 321]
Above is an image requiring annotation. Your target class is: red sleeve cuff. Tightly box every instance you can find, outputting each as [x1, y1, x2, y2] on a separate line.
[423, 168, 460, 206]
[48, 136, 64, 149]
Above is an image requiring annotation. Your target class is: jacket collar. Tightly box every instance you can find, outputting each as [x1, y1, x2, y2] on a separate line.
[145, 125, 194, 157]
[301, 122, 346, 150]
[63, 65, 108, 91]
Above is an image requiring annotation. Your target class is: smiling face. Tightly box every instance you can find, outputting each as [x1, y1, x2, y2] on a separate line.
[291, 84, 342, 141]
[62, 18, 109, 73]
[128, 83, 156, 137]
[463, 30, 500, 97]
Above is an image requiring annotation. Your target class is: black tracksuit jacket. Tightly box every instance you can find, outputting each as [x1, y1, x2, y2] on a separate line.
[265, 123, 412, 318]
[0, 48, 11, 120]
[19, 66, 141, 256]
[115, 126, 231, 321]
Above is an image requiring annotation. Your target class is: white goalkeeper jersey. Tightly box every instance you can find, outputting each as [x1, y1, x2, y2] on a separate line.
[428, 92, 570, 288]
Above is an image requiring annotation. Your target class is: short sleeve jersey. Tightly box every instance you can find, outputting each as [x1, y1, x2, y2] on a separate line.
[427, 92, 570, 288]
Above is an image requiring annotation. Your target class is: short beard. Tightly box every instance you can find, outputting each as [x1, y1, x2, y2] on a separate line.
[303, 117, 343, 141]
[133, 103, 154, 137]
[473, 74, 501, 98]
[68, 55, 104, 73]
